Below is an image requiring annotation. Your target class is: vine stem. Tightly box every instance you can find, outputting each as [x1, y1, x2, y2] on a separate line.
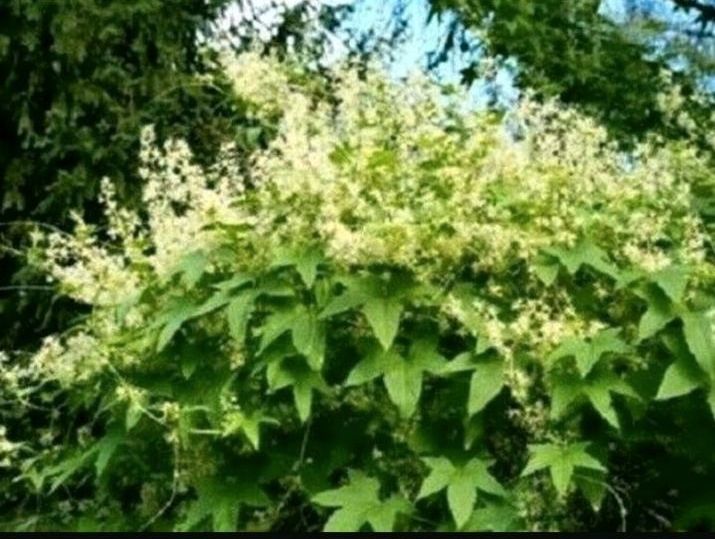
[139, 440, 181, 531]
[0, 285, 54, 292]
[574, 472, 628, 532]
[296, 416, 313, 470]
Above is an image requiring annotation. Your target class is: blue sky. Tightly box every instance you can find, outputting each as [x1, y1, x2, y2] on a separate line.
[337, 0, 518, 106]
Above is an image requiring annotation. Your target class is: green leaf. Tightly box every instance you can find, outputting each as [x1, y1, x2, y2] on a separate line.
[368, 495, 411, 532]
[522, 442, 605, 498]
[418, 457, 506, 529]
[545, 239, 618, 278]
[408, 338, 448, 372]
[681, 311, 715, 379]
[583, 377, 620, 428]
[293, 379, 314, 423]
[259, 304, 326, 369]
[155, 299, 197, 352]
[212, 273, 253, 293]
[291, 308, 326, 370]
[417, 457, 454, 499]
[348, 340, 443, 416]
[243, 417, 261, 450]
[468, 359, 504, 416]
[573, 469, 608, 512]
[652, 265, 689, 303]
[384, 340, 445, 416]
[271, 246, 323, 288]
[362, 295, 403, 350]
[346, 346, 394, 386]
[447, 471, 477, 530]
[589, 329, 630, 369]
[550, 369, 636, 429]
[177, 476, 268, 532]
[550, 373, 582, 419]
[174, 249, 208, 288]
[462, 457, 508, 497]
[320, 274, 414, 349]
[94, 426, 123, 479]
[191, 290, 231, 318]
[383, 357, 423, 417]
[548, 336, 588, 370]
[465, 502, 523, 532]
[313, 471, 408, 532]
[319, 288, 364, 319]
[222, 410, 276, 450]
[294, 248, 322, 288]
[322, 506, 364, 532]
[533, 261, 560, 286]
[638, 288, 675, 341]
[549, 461, 573, 499]
[257, 308, 297, 354]
[125, 400, 143, 431]
[226, 293, 255, 344]
[46, 447, 99, 494]
[179, 343, 201, 380]
[549, 328, 629, 377]
[439, 351, 476, 374]
[241, 417, 261, 449]
[266, 359, 327, 422]
[656, 356, 706, 400]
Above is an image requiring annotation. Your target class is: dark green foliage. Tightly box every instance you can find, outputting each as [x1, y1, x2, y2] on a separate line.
[0, 0, 234, 217]
[0, 0, 243, 349]
[428, 0, 715, 140]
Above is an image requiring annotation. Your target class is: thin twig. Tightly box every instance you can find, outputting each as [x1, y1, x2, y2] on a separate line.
[574, 472, 628, 532]
[296, 416, 312, 470]
[0, 285, 54, 292]
[140, 441, 181, 531]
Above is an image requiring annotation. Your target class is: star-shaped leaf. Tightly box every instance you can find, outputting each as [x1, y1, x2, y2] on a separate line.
[637, 286, 676, 341]
[320, 274, 414, 350]
[549, 328, 630, 377]
[532, 260, 560, 286]
[468, 359, 505, 416]
[521, 442, 605, 498]
[347, 339, 445, 416]
[464, 501, 524, 532]
[417, 457, 506, 529]
[652, 265, 689, 303]
[550, 367, 637, 429]
[266, 358, 328, 422]
[681, 310, 715, 380]
[177, 475, 269, 532]
[291, 308, 326, 370]
[544, 238, 619, 279]
[270, 245, 323, 288]
[258, 304, 326, 369]
[362, 295, 403, 350]
[656, 332, 711, 408]
[438, 352, 505, 416]
[220, 410, 276, 450]
[225, 292, 256, 345]
[313, 471, 410, 532]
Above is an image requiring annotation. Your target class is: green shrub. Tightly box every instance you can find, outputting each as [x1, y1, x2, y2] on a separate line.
[3, 52, 714, 531]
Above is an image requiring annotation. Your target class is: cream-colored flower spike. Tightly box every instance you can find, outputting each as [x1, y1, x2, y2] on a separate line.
[29, 50, 711, 386]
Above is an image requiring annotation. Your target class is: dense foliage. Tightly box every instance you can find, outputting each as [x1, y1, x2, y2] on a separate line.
[428, 1, 715, 141]
[0, 0, 240, 354]
[0, 0, 345, 352]
[2, 53, 713, 531]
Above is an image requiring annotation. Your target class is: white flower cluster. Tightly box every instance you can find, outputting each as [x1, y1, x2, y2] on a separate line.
[26, 51, 712, 382]
[29, 332, 108, 387]
[0, 425, 20, 468]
